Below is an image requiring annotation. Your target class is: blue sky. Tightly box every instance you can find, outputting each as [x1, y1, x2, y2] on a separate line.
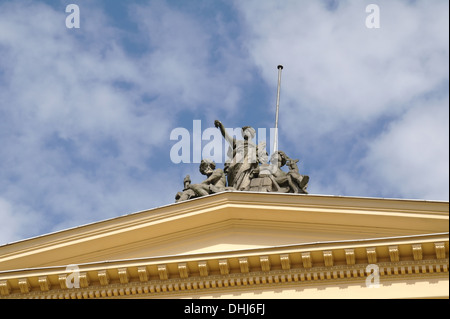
[0, 0, 448, 244]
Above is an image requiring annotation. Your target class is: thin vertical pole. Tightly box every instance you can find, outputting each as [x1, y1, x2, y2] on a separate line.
[273, 65, 283, 154]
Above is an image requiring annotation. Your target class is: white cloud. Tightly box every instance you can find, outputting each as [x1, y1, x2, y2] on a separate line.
[363, 97, 449, 200]
[0, 197, 42, 245]
[0, 1, 184, 242]
[0, 198, 21, 244]
[128, 1, 249, 117]
[236, 0, 448, 126]
[0, 0, 255, 244]
[0, 0, 448, 246]
[233, 0, 449, 200]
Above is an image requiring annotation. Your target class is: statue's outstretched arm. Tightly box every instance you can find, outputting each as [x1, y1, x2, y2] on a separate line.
[214, 120, 235, 147]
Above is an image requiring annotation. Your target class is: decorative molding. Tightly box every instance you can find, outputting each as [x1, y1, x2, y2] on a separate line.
[389, 246, 400, 262]
[198, 261, 209, 277]
[158, 265, 168, 280]
[366, 247, 377, 264]
[38, 276, 51, 292]
[18, 278, 30, 294]
[239, 258, 249, 273]
[260, 256, 271, 272]
[0, 280, 11, 296]
[435, 242, 446, 259]
[301, 252, 312, 268]
[138, 267, 149, 282]
[2, 258, 447, 299]
[412, 244, 423, 261]
[79, 272, 90, 288]
[323, 251, 334, 267]
[98, 270, 110, 286]
[280, 254, 291, 270]
[118, 268, 129, 284]
[345, 249, 355, 265]
[58, 274, 68, 289]
[219, 259, 229, 275]
[1, 238, 448, 299]
[178, 263, 189, 278]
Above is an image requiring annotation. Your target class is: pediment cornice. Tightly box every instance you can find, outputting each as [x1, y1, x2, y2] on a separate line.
[0, 233, 448, 298]
[0, 192, 448, 272]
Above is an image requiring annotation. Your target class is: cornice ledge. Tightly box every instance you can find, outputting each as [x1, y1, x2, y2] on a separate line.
[1, 259, 448, 299]
[1, 236, 447, 298]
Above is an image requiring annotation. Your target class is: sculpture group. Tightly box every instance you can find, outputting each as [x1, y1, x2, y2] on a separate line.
[175, 120, 309, 203]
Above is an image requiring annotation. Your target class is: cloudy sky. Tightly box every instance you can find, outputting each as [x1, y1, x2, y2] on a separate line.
[0, 0, 448, 245]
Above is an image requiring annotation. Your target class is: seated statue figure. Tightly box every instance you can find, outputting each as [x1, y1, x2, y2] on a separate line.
[175, 159, 233, 202]
[249, 150, 309, 194]
[285, 157, 309, 194]
[270, 151, 309, 194]
[268, 151, 291, 193]
[249, 148, 278, 192]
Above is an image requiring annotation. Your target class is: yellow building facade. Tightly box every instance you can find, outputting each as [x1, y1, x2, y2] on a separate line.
[0, 192, 448, 299]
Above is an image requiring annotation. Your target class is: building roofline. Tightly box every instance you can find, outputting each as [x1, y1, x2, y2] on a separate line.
[1, 191, 448, 248]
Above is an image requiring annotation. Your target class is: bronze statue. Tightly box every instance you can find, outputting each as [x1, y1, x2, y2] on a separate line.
[285, 157, 309, 194]
[175, 159, 233, 203]
[214, 120, 258, 191]
[175, 120, 309, 202]
[271, 151, 309, 194]
[248, 147, 277, 192]
[248, 150, 308, 194]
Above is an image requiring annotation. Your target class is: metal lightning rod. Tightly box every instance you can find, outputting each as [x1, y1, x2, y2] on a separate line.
[273, 65, 283, 155]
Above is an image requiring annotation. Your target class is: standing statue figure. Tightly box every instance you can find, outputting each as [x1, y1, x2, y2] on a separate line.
[214, 120, 258, 191]
[175, 159, 232, 202]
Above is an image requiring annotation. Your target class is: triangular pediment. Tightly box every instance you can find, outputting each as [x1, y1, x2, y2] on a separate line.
[0, 192, 448, 272]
